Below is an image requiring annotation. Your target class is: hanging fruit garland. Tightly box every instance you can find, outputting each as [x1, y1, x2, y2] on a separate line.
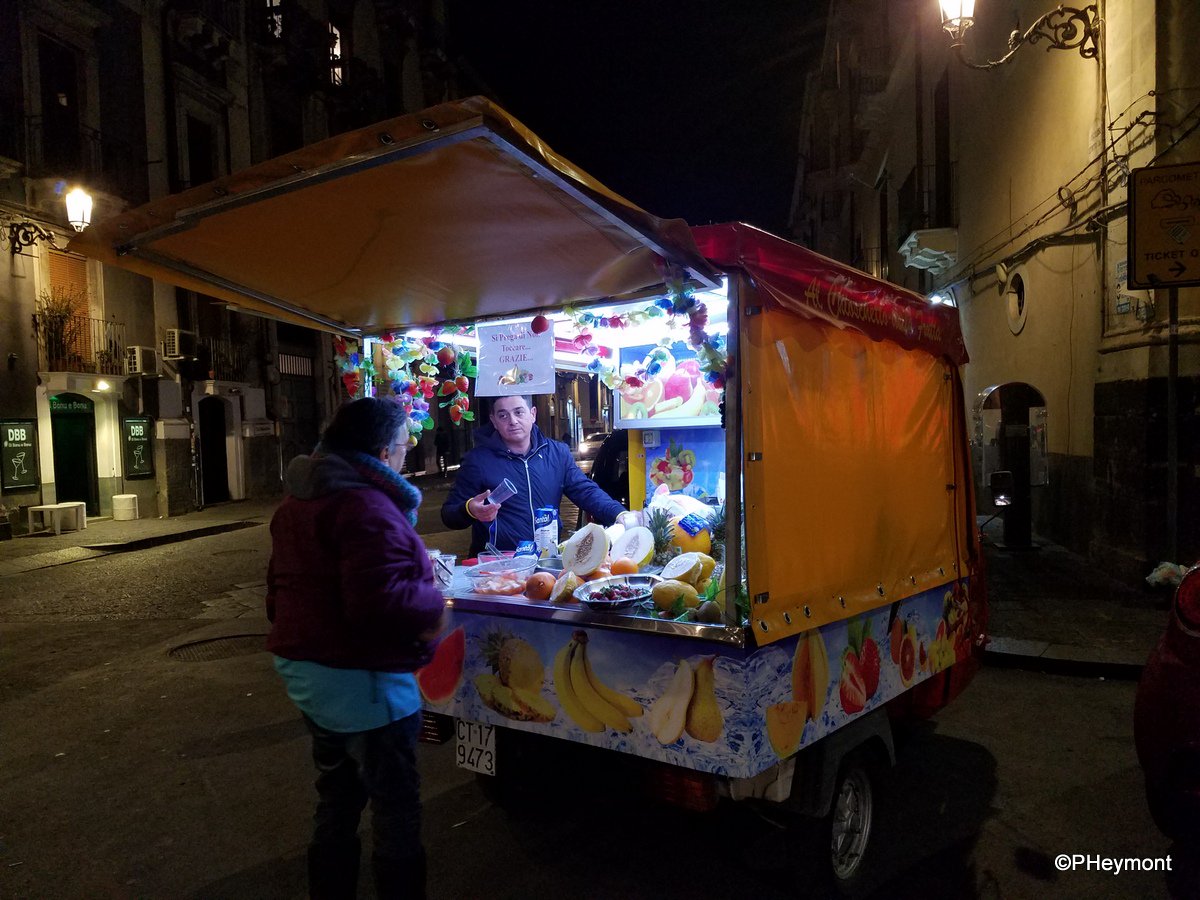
[334, 327, 477, 447]
[562, 279, 729, 398]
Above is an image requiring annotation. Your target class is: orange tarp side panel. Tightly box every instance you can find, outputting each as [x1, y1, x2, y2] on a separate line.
[743, 308, 969, 643]
[71, 97, 718, 334]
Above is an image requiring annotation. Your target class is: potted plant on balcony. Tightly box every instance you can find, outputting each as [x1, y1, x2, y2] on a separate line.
[34, 286, 87, 372]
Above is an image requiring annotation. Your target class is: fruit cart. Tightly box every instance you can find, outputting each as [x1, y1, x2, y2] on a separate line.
[74, 95, 987, 891]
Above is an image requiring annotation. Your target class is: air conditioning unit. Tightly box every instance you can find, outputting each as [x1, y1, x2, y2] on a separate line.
[163, 328, 197, 360]
[125, 345, 159, 376]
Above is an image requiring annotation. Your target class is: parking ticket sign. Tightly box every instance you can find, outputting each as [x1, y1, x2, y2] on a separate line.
[1129, 162, 1200, 289]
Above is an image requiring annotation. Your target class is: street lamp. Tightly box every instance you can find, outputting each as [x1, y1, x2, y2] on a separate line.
[939, 0, 1100, 69]
[65, 187, 93, 232]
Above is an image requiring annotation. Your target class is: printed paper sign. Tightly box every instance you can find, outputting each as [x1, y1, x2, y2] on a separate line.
[475, 320, 554, 396]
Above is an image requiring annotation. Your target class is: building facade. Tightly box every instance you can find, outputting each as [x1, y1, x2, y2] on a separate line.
[1, 0, 458, 528]
[793, 0, 1200, 581]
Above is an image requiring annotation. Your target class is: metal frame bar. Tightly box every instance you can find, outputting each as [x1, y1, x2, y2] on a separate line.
[117, 120, 492, 253]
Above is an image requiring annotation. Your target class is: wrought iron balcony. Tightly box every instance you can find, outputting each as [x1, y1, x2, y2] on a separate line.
[24, 116, 142, 201]
[34, 313, 127, 375]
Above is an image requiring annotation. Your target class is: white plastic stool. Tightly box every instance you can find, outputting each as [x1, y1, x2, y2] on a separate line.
[112, 494, 139, 521]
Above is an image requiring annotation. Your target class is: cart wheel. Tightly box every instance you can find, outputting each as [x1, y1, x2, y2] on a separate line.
[824, 754, 879, 898]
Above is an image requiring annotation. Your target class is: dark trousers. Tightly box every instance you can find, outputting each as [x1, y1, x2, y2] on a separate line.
[304, 711, 426, 899]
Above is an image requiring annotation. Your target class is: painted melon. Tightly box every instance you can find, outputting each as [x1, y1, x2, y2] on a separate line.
[416, 626, 465, 704]
[765, 699, 809, 758]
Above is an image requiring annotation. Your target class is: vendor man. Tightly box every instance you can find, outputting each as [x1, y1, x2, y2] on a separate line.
[441, 395, 631, 557]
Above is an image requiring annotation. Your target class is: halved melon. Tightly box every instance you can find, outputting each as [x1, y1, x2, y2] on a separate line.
[611, 526, 655, 569]
[416, 626, 465, 704]
[562, 522, 609, 576]
[765, 699, 809, 758]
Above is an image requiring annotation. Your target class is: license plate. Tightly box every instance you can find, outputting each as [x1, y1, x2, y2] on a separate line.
[455, 719, 496, 775]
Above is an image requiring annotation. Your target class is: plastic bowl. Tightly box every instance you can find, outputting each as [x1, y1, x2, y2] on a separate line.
[466, 556, 538, 595]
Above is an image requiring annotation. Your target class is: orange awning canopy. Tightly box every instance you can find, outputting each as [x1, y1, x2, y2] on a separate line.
[71, 96, 719, 334]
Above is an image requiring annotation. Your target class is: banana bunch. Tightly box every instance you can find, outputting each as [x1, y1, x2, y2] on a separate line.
[790, 629, 829, 721]
[553, 629, 642, 733]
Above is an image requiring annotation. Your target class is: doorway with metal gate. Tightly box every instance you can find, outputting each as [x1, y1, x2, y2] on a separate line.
[49, 392, 100, 516]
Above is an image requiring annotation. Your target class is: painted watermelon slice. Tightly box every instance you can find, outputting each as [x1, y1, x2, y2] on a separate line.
[417, 626, 465, 704]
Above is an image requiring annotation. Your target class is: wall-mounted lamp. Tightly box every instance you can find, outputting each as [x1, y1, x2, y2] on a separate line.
[65, 187, 93, 232]
[939, 1, 1100, 70]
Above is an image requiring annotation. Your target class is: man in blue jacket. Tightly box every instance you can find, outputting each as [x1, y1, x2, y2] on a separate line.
[441, 395, 630, 556]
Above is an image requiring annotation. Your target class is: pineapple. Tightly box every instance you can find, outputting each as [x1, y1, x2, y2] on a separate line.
[646, 507, 679, 568]
[482, 630, 544, 692]
[706, 503, 727, 563]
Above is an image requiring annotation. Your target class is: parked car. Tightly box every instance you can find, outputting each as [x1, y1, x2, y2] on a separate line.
[572, 431, 611, 474]
[1134, 565, 1200, 841]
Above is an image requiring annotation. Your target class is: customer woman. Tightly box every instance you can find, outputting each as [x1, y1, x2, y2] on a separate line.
[266, 397, 445, 900]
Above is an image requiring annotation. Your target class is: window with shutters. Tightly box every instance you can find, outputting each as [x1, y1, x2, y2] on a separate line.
[38, 249, 96, 370]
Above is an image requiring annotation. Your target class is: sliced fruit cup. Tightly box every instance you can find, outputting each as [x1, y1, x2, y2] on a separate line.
[466, 556, 538, 595]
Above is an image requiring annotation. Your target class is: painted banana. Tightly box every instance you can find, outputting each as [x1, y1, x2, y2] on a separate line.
[569, 637, 631, 732]
[581, 644, 642, 719]
[553, 641, 604, 732]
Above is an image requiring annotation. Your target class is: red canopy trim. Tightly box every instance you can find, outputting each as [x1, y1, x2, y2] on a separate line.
[692, 223, 969, 366]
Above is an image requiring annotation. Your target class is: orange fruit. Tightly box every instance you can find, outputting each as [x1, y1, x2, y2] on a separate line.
[584, 566, 612, 582]
[610, 557, 638, 575]
[524, 572, 555, 601]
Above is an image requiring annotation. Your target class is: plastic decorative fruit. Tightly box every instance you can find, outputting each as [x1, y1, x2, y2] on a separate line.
[652, 579, 699, 611]
[440, 380, 457, 396]
[524, 572, 555, 601]
[530, 314, 550, 334]
[455, 375, 470, 392]
[437, 346, 456, 366]
[765, 699, 809, 758]
[669, 515, 712, 555]
[660, 552, 704, 585]
[550, 571, 583, 603]
[562, 522, 609, 576]
[416, 626, 465, 704]
[611, 526, 654, 568]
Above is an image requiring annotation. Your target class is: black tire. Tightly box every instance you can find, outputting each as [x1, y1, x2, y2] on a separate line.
[823, 754, 880, 899]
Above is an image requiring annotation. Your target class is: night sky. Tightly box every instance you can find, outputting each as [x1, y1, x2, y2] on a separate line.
[446, 1, 830, 236]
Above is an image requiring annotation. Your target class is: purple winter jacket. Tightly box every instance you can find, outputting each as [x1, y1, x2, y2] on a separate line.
[266, 453, 445, 672]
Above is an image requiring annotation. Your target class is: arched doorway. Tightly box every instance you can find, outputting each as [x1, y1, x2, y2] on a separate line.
[977, 382, 1048, 549]
[50, 392, 100, 515]
[198, 396, 230, 504]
